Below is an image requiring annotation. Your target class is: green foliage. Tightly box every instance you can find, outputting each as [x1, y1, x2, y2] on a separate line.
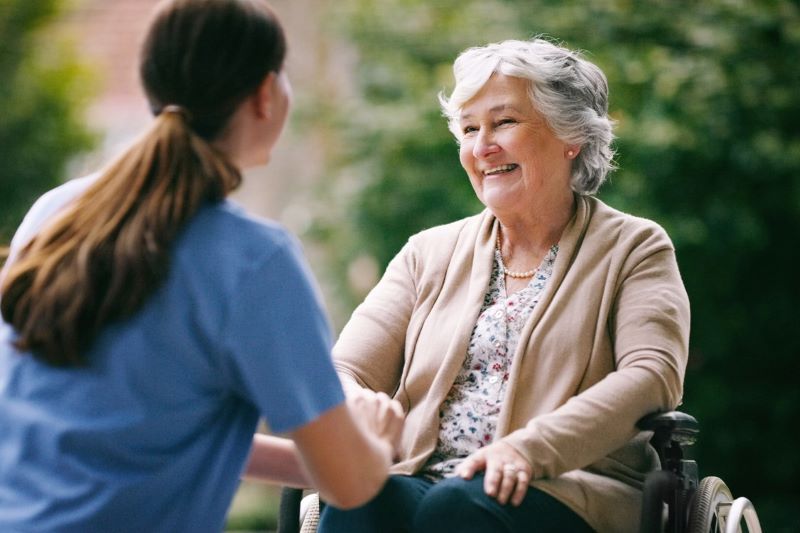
[310, 0, 800, 529]
[308, 0, 528, 312]
[224, 482, 280, 531]
[0, 0, 97, 241]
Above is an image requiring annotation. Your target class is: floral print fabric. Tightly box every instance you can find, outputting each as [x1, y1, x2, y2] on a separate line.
[421, 244, 558, 480]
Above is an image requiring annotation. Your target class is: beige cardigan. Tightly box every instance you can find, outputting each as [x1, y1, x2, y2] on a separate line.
[333, 195, 690, 532]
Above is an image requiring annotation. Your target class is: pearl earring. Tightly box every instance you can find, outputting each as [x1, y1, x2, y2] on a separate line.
[567, 150, 574, 157]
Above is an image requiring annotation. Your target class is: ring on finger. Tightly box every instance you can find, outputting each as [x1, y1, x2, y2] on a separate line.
[502, 464, 518, 474]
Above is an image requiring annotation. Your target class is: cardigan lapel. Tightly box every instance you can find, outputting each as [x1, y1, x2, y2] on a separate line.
[422, 210, 499, 409]
[495, 194, 593, 436]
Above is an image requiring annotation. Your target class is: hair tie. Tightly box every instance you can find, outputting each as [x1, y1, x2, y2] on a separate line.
[160, 104, 192, 121]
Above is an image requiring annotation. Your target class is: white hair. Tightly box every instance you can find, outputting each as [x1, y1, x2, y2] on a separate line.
[440, 38, 616, 195]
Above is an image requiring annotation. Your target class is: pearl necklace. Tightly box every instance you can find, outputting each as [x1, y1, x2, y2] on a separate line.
[496, 233, 537, 279]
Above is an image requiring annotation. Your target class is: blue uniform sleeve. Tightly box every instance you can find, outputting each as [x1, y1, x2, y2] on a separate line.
[219, 232, 345, 434]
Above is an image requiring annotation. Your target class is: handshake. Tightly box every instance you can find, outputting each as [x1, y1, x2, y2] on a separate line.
[346, 387, 405, 460]
[245, 385, 405, 510]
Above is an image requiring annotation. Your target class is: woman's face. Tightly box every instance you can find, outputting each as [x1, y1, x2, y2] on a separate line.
[262, 69, 292, 160]
[458, 74, 575, 218]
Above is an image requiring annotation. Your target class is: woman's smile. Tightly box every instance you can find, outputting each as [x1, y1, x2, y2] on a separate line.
[482, 164, 519, 177]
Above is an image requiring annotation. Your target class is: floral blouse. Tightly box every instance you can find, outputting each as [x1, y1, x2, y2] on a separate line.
[420, 244, 559, 480]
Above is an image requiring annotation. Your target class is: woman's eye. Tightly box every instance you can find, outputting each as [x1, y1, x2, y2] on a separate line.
[498, 118, 516, 126]
[462, 126, 477, 135]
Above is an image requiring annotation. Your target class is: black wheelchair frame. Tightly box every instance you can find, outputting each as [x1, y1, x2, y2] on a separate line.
[638, 411, 761, 533]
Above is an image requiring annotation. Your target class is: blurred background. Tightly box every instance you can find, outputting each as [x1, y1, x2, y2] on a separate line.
[1, 0, 798, 531]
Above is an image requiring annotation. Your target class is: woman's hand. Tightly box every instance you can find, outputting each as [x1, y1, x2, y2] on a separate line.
[455, 440, 532, 506]
[346, 388, 405, 459]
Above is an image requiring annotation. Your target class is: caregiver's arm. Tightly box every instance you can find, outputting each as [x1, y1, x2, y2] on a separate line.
[243, 434, 309, 487]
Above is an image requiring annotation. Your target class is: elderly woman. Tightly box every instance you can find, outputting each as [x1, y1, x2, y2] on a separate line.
[318, 38, 690, 533]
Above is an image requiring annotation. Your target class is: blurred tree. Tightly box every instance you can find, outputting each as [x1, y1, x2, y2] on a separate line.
[310, 0, 799, 529]
[307, 0, 522, 312]
[0, 0, 96, 242]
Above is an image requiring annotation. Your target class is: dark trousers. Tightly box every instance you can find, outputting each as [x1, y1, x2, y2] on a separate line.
[318, 473, 595, 533]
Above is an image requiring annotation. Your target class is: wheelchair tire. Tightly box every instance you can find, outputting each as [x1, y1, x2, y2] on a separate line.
[688, 476, 733, 533]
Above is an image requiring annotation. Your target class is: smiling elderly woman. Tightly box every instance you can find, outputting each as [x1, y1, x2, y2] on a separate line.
[319, 38, 690, 533]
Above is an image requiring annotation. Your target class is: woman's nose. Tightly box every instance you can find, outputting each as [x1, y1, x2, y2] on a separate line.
[472, 129, 500, 159]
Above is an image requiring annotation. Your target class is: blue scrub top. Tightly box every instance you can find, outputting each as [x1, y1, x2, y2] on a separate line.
[0, 177, 345, 532]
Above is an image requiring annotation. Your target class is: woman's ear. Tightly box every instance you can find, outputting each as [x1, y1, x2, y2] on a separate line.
[253, 72, 277, 120]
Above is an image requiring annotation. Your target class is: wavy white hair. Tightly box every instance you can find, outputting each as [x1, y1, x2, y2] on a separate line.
[440, 38, 616, 195]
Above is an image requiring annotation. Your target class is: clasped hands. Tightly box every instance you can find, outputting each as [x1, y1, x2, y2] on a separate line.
[346, 388, 404, 459]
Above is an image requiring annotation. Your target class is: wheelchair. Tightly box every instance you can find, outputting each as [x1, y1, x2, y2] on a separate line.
[277, 411, 762, 533]
[638, 411, 761, 533]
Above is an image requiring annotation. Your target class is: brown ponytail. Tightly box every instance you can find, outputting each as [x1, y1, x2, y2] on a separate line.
[0, 0, 286, 366]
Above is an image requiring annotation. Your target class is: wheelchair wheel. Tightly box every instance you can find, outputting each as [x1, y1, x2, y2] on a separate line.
[688, 476, 733, 533]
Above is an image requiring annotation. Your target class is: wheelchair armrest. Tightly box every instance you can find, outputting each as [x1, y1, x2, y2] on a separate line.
[637, 411, 699, 447]
[640, 411, 701, 492]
